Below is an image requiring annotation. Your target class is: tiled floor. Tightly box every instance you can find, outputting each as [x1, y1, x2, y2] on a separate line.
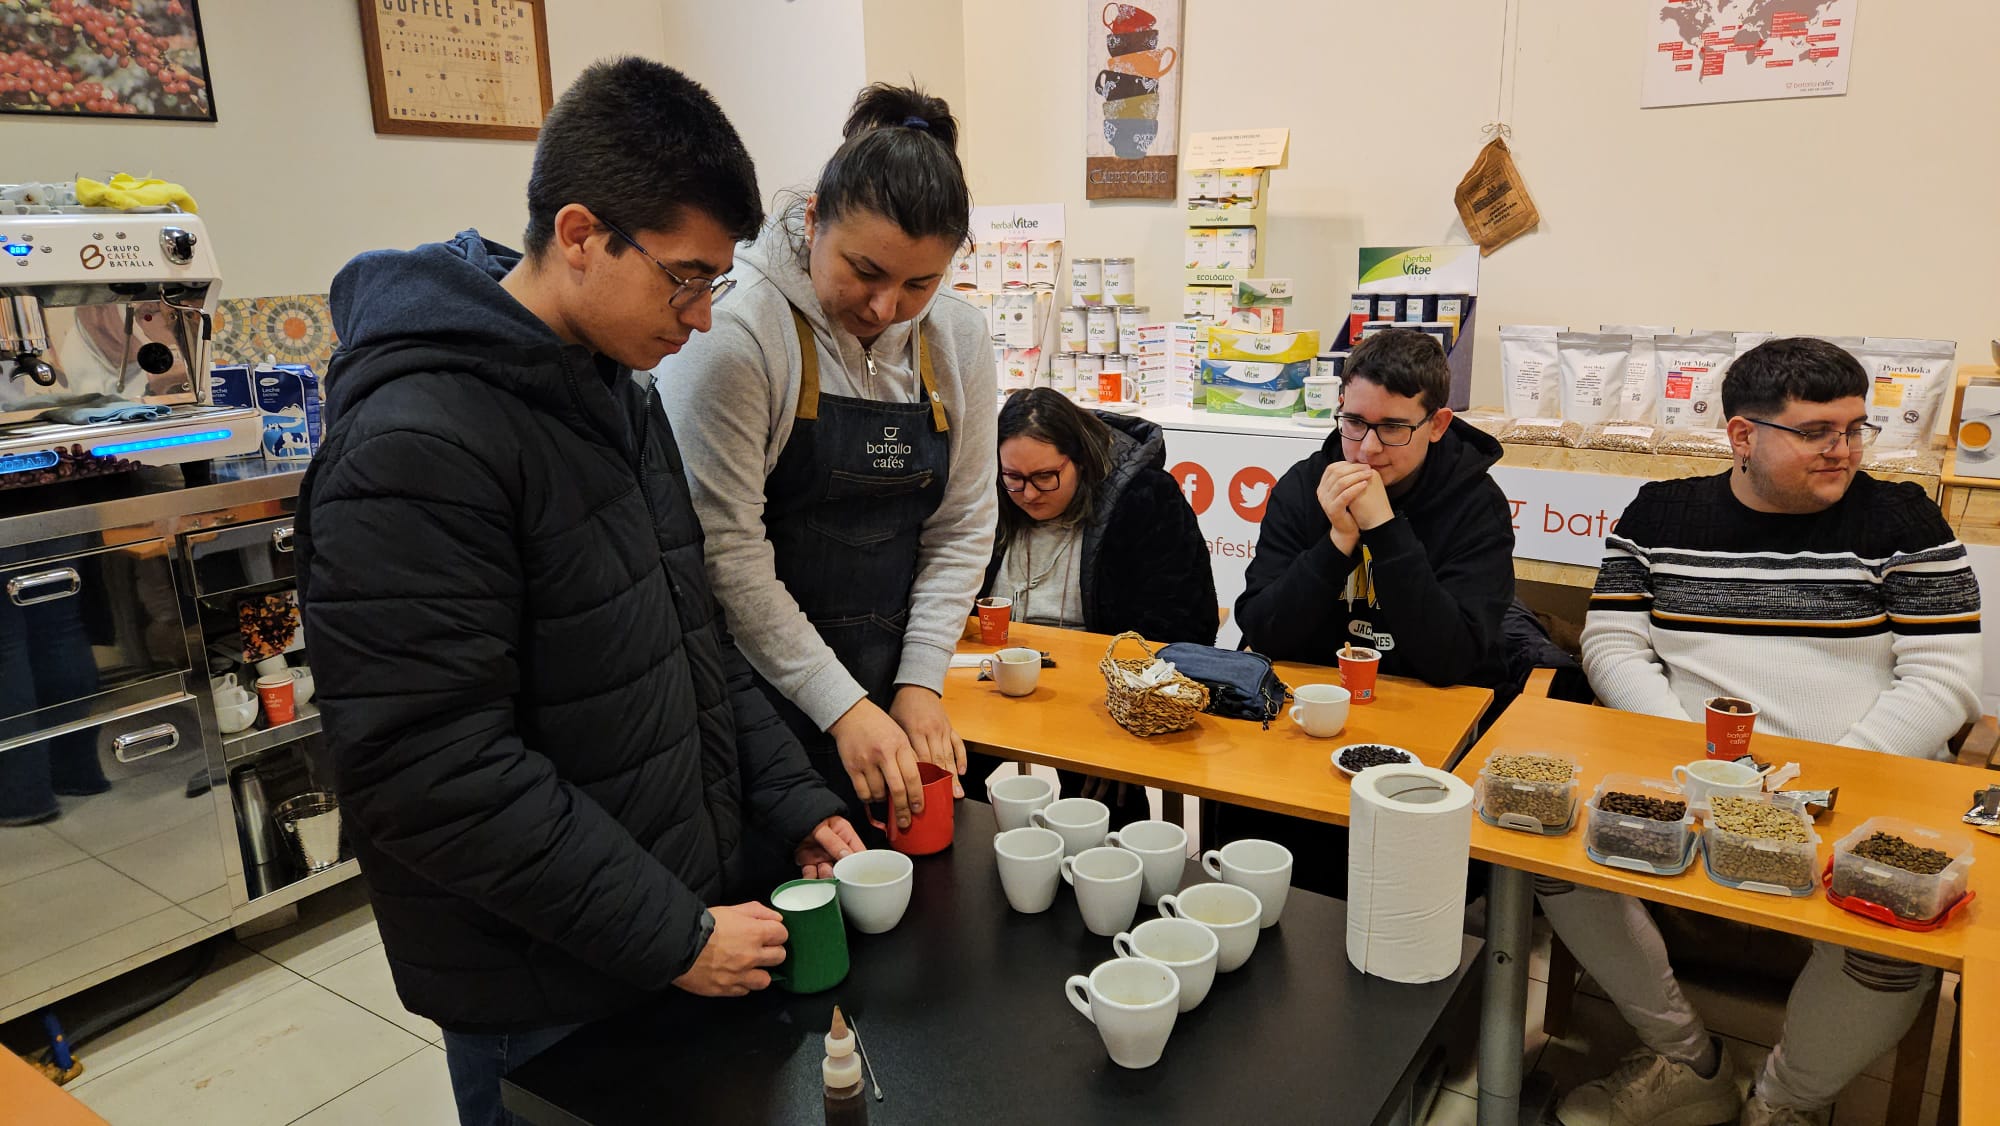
[27, 835, 1955, 1125]
[50, 879, 458, 1126]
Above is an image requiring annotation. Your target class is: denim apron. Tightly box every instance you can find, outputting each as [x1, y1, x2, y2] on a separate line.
[756, 305, 950, 835]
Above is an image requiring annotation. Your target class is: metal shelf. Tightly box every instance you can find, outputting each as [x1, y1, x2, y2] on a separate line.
[221, 700, 320, 764]
[231, 855, 360, 926]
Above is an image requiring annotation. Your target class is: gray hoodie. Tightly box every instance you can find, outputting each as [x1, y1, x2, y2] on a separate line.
[654, 222, 998, 731]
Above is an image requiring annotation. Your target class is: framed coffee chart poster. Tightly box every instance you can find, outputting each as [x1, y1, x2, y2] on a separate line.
[1086, 1, 1184, 200]
[357, 0, 553, 140]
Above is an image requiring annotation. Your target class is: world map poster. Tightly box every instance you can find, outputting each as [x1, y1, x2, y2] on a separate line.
[1641, 0, 1857, 109]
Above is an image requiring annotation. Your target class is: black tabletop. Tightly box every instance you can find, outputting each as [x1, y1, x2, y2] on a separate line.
[503, 801, 1480, 1126]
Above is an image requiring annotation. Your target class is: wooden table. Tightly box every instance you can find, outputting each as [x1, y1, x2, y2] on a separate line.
[1962, 928, 2000, 1125]
[946, 622, 1494, 824]
[1457, 696, 2000, 1126]
[0, 1051, 106, 1125]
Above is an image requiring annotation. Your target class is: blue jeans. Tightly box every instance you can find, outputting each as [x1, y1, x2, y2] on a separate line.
[442, 1023, 580, 1126]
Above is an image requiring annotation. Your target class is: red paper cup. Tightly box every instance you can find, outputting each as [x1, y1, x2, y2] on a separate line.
[1337, 647, 1381, 704]
[255, 674, 297, 726]
[976, 597, 1012, 646]
[1705, 696, 1758, 759]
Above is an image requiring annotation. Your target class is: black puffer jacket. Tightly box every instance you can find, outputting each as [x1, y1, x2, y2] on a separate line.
[296, 231, 843, 1032]
[981, 412, 1217, 645]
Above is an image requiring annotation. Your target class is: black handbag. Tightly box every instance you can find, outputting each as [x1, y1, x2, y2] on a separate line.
[1157, 643, 1289, 727]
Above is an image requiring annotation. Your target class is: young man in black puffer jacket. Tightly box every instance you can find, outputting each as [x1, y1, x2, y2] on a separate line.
[296, 60, 860, 1126]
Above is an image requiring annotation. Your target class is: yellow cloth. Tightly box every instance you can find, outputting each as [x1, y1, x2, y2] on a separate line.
[74, 174, 198, 214]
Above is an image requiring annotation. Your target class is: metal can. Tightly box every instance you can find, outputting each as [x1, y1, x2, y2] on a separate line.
[1316, 351, 1349, 379]
[1360, 319, 1394, 340]
[1086, 305, 1119, 355]
[1116, 305, 1149, 355]
[1103, 257, 1137, 306]
[1051, 351, 1078, 393]
[1059, 305, 1090, 353]
[1417, 322, 1455, 353]
[1070, 257, 1104, 305]
[1373, 295, 1401, 324]
[1401, 295, 1437, 324]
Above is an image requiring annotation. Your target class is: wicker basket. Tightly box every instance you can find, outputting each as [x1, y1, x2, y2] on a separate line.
[1099, 631, 1210, 737]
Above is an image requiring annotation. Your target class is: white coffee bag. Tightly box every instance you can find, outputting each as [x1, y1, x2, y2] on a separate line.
[1856, 337, 1956, 449]
[1557, 333, 1631, 426]
[1656, 332, 1737, 430]
[1600, 324, 1676, 423]
[1499, 325, 1564, 419]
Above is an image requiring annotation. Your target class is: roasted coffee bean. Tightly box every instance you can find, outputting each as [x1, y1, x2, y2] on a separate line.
[1850, 832, 1950, 876]
[1340, 744, 1412, 771]
[1599, 791, 1686, 822]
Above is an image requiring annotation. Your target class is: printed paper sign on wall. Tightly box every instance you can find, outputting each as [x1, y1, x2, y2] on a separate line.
[1642, 0, 1857, 109]
[1085, 1, 1184, 200]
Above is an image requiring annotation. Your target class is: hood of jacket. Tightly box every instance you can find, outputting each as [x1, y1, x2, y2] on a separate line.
[324, 229, 626, 444]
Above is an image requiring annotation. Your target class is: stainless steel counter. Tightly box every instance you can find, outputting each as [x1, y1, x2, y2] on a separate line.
[0, 457, 342, 1025]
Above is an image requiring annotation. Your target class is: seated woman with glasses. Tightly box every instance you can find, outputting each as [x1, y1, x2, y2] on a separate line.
[967, 388, 1217, 824]
[1221, 327, 1516, 894]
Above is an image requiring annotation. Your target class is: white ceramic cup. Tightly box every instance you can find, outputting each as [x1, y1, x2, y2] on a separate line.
[832, 849, 914, 934]
[1061, 845, 1144, 936]
[209, 673, 239, 695]
[253, 655, 289, 678]
[1674, 759, 1763, 810]
[212, 682, 254, 707]
[1030, 797, 1110, 857]
[1113, 917, 1218, 1012]
[288, 666, 315, 706]
[990, 773, 1057, 832]
[214, 695, 258, 734]
[1156, 882, 1262, 972]
[1104, 819, 1188, 906]
[993, 826, 1066, 914]
[1201, 838, 1295, 928]
[1065, 956, 1180, 1069]
[981, 646, 1042, 697]
[1289, 683, 1352, 738]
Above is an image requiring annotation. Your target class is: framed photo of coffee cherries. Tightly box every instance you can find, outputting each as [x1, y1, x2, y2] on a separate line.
[0, 0, 218, 122]
[357, 0, 553, 140]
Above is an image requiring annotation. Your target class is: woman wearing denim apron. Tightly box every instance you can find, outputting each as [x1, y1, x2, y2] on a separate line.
[657, 85, 994, 843]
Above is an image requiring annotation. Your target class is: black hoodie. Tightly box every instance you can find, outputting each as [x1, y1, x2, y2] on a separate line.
[981, 411, 1219, 645]
[1235, 417, 1515, 688]
[296, 231, 842, 1031]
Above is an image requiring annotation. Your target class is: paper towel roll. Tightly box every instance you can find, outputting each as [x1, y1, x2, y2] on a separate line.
[1347, 764, 1475, 983]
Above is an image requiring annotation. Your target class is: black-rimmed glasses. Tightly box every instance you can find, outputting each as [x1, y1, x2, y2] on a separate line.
[1336, 412, 1435, 447]
[1000, 461, 1069, 493]
[1746, 418, 1881, 452]
[599, 218, 735, 309]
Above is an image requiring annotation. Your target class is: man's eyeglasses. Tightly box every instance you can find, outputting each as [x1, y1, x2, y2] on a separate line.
[1745, 418, 1881, 452]
[1336, 412, 1435, 447]
[1000, 460, 1069, 494]
[599, 218, 735, 309]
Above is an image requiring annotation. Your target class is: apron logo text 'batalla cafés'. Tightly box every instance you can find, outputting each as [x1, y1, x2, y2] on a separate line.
[869, 426, 912, 469]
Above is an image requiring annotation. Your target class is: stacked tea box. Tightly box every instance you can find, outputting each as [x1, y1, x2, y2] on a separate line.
[1202, 326, 1319, 417]
[1182, 167, 1266, 326]
[1129, 320, 1205, 407]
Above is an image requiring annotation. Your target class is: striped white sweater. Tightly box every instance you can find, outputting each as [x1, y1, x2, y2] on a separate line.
[1582, 471, 1981, 759]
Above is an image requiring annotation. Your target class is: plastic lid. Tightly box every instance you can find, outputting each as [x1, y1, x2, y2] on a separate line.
[823, 1007, 862, 1089]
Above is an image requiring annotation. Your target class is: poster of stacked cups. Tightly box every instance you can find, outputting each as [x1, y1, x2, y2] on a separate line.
[1085, 1, 1184, 200]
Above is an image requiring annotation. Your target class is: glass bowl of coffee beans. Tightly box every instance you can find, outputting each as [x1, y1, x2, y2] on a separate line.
[1584, 774, 1696, 874]
[1701, 793, 1819, 896]
[1828, 817, 1975, 923]
[1475, 751, 1581, 834]
[1333, 743, 1416, 777]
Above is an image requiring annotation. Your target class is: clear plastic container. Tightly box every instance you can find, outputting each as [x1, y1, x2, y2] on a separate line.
[1475, 751, 1581, 834]
[1828, 816, 1975, 923]
[1701, 792, 1819, 896]
[1584, 773, 1697, 874]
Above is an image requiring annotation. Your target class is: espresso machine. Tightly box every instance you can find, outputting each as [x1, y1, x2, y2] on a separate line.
[0, 181, 259, 486]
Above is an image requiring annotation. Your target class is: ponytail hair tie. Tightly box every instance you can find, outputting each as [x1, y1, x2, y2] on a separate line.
[900, 115, 930, 130]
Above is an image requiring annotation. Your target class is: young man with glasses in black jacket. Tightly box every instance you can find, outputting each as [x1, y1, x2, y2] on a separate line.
[1220, 327, 1516, 895]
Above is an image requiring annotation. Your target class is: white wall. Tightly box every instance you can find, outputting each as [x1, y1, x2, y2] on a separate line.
[956, 0, 2000, 405]
[660, 0, 868, 209]
[6, 0, 666, 299]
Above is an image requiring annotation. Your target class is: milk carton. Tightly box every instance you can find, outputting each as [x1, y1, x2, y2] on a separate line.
[253, 363, 322, 464]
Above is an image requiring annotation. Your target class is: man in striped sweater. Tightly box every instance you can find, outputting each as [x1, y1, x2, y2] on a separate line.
[1545, 338, 1982, 1126]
